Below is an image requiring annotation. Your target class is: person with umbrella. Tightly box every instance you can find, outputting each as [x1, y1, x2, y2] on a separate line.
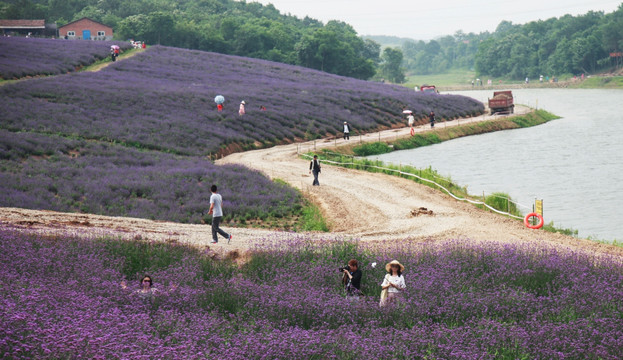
[214, 95, 225, 112]
[403, 110, 415, 136]
[110, 45, 120, 62]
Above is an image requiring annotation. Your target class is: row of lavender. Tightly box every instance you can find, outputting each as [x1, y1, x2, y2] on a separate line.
[0, 37, 132, 79]
[0, 45, 484, 156]
[0, 130, 300, 223]
[2, 228, 621, 359]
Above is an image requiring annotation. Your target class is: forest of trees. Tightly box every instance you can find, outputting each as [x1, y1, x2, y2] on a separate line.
[3, 1, 623, 81]
[373, 5, 623, 80]
[0, 0, 381, 80]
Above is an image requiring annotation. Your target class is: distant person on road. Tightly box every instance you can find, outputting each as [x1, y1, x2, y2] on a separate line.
[239, 101, 246, 116]
[209, 185, 232, 244]
[343, 121, 351, 140]
[309, 155, 321, 186]
[407, 113, 415, 135]
[429, 110, 435, 128]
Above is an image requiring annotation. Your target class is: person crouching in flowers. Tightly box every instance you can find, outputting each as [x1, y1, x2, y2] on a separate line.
[379, 260, 406, 307]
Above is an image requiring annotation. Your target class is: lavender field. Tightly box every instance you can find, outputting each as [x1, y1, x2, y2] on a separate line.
[0, 130, 300, 224]
[0, 44, 484, 156]
[0, 37, 132, 79]
[1, 227, 622, 359]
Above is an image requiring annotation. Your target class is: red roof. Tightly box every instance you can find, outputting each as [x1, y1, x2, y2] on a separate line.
[0, 19, 45, 28]
[58, 17, 112, 30]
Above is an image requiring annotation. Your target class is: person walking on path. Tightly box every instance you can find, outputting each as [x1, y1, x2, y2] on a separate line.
[208, 185, 232, 244]
[343, 121, 351, 140]
[309, 155, 321, 186]
[429, 110, 435, 129]
[407, 114, 415, 136]
[239, 101, 246, 116]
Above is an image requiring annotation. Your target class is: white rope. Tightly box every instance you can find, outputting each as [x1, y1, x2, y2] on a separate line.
[301, 152, 526, 220]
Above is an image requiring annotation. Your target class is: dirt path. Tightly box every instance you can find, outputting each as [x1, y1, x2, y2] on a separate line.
[217, 108, 622, 257]
[2, 106, 622, 258]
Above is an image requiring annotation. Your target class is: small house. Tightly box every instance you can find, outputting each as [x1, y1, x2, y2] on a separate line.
[0, 19, 46, 36]
[58, 18, 113, 40]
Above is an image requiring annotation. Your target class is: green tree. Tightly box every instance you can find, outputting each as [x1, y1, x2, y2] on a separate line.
[380, 47, 405, 83]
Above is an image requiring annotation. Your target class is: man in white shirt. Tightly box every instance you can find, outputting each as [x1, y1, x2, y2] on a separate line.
[343, 121, 351, 140]
[208, 185, 232, 244]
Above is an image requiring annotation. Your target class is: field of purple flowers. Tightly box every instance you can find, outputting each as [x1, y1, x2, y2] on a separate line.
[2, 227, 621, 359]
[0, 44, 484, 156]
[0, 130, 300, 224]
[0, 37, 132, 79]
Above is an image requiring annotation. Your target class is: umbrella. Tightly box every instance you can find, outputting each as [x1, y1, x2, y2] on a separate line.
[214, 95, 225, 104]
[402, 110, 413, 114]
[111, 45, 120, 50]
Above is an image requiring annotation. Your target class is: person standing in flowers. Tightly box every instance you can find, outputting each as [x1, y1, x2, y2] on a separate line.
[342, 259, 362, 296]
[309, 155, 321, 186]
[239, 101, 246, 116]
[380, 260, 406, 307]
[209, 184, 232, 244]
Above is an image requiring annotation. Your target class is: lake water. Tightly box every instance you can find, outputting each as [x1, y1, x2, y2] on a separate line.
[373, 89, 623, 241]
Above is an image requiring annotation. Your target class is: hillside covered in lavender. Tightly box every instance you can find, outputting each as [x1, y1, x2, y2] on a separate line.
[1, 43, 484, 156]
[0, 39, 482, 223]
[0, 37, 132, 79]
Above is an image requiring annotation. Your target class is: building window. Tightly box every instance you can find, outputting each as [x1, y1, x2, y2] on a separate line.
[97, 31, 105, 36]
[67, 31, 75, 36]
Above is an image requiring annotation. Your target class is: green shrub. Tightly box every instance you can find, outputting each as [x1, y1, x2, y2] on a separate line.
[352, 142, 393, 156]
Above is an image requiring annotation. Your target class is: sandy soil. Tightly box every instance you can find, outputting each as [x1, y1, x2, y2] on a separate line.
[3, 106, 622, 259]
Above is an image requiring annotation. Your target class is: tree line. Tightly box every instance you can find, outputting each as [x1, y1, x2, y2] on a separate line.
[382, 4, 623, 80]
[0, 0, 406, 81]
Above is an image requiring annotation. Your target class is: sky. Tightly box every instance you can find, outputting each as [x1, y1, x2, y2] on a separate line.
[254, 0, 622, 40]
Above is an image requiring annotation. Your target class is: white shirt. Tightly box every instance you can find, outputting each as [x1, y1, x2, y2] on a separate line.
[343, 124, 350, 133]
[210, 193, 223, 217]
[381, 274, 406, 293]
[407, 115, 414, 126]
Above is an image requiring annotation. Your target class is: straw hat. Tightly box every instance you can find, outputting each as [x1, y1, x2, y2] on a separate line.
[241, 100, 246, 104]
[385, 260, 404, 272]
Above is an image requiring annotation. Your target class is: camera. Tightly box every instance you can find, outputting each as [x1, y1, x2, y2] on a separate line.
[338, 265, 350, 272]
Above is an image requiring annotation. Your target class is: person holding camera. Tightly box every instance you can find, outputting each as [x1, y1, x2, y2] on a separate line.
[341, 259, 362, 296]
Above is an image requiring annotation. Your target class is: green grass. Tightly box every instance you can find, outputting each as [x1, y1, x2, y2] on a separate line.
[571, 75, 623, 89]
[347, 110, 559, 157]
[484, 192, 522, 217]
[300, 201, 330, 232]
[405, 68, 476, 88]
[352, 142, 393, 156]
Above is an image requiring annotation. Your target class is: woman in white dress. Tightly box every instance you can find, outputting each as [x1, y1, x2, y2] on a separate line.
[380, 260, 406, 306]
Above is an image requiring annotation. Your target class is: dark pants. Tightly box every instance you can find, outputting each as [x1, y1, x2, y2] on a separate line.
[211, 216, 230, 242]
[312, 170, 320, 186]
[343, 132, 349, 140]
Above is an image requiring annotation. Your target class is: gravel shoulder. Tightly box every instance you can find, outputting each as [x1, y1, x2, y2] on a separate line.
[3, 106, 622, 258]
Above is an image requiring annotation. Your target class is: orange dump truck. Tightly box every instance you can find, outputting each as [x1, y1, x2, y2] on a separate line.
[488, 91, 514, 114]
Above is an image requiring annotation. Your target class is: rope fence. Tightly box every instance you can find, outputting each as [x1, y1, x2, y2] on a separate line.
[300, 150, 532, 220]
